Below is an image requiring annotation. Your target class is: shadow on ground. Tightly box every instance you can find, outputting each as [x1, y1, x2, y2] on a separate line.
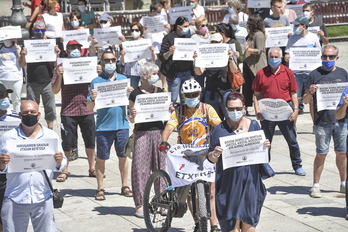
[297, 206, 346, 218]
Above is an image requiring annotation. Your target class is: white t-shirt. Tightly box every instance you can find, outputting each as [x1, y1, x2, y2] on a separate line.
[42, 12, 64, 38]
[192, 5, 205, 19]
[222, 12, 249, 28]
[285, 31, 321, 53]
[0, 45, 23, 81]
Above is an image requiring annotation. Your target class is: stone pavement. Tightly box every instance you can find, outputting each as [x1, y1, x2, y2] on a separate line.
[27, 42, 348, 232]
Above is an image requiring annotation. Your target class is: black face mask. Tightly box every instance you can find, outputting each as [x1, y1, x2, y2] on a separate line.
[21, 114, 39, 127]
[34, 31, 45, 39]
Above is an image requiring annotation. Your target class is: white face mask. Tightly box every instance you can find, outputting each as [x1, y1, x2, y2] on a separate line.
[132, 31, 141, 39]
[101, 22, 111, 28]
[231, 24, 239, 31]
[303, 11, 311, 19]
[3, 40, 13, 47]
[148, 74, 159, 84]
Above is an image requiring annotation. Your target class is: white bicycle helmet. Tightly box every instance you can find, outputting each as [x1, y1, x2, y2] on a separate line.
[181, 79, 201, 93]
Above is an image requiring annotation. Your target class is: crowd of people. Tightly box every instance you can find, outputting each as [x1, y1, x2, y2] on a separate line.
[0, 0, 346, 231]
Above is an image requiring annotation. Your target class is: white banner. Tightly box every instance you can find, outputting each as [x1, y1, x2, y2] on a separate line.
[0, 119, 20, 137]
[142, 15, 166, 33]
[6, 139, 58, 173]
[289, 47, 322, 71]
[62, 29, 90, 48]
[316, 83, 348, 111]
[94, 79, 130, 109]
[168, 6, 193, 24]
[167, 144, 216, 187]
[173, 38, 198, 61]
[93, 26, 122, 46]
[0, 26, 22, 41]
[247, 0, 271, 8]
[62, 57, 98, 85]
[265, 26, 292, 48]
[122, 39, 152, 63]
[24, 39, 56, 63]
[195, 44, 229, 68]
[258, 98, 293, 121]
[236, 35, 246, 53]
[134, 92, 171, 123]
[220, 130, 269, 170]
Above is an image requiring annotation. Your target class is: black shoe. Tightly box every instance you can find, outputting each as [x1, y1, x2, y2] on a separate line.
[211, 225, 221, 232]
[69, 148, 78, 161]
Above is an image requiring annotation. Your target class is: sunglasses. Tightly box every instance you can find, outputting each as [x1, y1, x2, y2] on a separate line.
[100, 21, 108, 24]
[131, 29, 140, 32]
[227, 107, 243, 112]
[184, 92, 199, 98]
[200, 24, 207, 27]
[35, 29, 46, 32]
[104, 58, 116, 63]
[322, 54, 337, 60]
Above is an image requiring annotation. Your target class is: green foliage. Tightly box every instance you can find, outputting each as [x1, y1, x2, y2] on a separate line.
[327, 25, 348, 38]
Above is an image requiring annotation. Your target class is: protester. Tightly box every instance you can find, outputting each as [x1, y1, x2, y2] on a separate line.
[191, 17, 211, 45]
[87, 51, 133, 201]
[160, 79, 222, 232]
[159, 0, 171, 21]
[0, 100, 67, 232]
[24, 0, 42, 37]
[51, 40, 96, 182]
[77, 0, 97, 35]
[208, 92, 270, 232]
[305, 45, 348, 198]
[222, 0, 249, 28]
[98, 13, 114, 28]
[281, 0, 297, 22]
[228, 13, 248, 51]
[264, 0, 289, 28]
[253, 46, 306, 176]
[42, 0, 65, 48]
[190, 0, 205, 21]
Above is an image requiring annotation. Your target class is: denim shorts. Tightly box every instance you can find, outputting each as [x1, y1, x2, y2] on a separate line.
[96, 129, 129, 160]
[314, 122, 347, 154]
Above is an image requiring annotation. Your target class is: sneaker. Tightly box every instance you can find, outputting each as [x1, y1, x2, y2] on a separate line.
[295, 167, 306, 176]
[211, 225, 222, 232]
[309, 186, 322, 198]
[340, 185, 346, 193]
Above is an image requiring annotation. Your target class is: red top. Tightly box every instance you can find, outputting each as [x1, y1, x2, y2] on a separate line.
[31, 0, 42, 22]
[252, 64, 298, 102]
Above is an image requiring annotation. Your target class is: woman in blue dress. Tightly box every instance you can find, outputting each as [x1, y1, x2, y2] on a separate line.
[208, 92, 270, 232]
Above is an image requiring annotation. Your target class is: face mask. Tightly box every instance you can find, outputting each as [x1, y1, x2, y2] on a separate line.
[132, 31, 141, 38]
[303, 11, 311, 19]
[0, 98, 10, 111]
[293, 26, 302, 35]
[69, 49, 81, 58]
[268, 58, 281, 68]
[185, 97, 199, 108]
[104, 63, 116, 74]
[78, 5, 86, 12]
[21, 114, 39, 127]
[181, 27, 190, 35]
[34, 30, 44, 39]
[228, 7, 235, 14]
[54, 6, 61, 12]
[101, 22, 111, 28]
[190, 2, 197, 7]
[71, 21, 80, 28]
[198, 26, 208, 35]
[3, 40, 13, 47]
[322, 60, 335, 71]
[148, 75, 159, 85]
[231, 24, 239, 31]
[174, 3, 181, 7]
[228, 111, 243, 122]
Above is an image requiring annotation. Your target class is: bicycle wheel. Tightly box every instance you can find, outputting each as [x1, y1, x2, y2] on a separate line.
[144, 170, 173, 232]
[196, 181, 208, 232]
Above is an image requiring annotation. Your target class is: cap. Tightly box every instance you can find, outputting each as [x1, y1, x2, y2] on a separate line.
[66, 40, 83, 48]
[99, 13, 112, 21]
[291, 16, 309, 26]
[210, 33, 223, 42]
[0, 83, 13, 97]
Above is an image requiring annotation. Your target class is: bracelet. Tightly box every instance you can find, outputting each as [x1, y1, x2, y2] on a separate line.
[212, 152, 220, 159]
[293, 107, 299, 110]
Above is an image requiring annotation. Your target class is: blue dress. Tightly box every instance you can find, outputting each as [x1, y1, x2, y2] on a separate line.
[209, 119, 266, 231]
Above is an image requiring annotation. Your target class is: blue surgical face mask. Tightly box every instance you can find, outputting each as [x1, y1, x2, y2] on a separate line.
[228, 7, 235, 14]
[104, 63, 116, 74]
[70, 49, 81, 58]
[190, 2, 197, 7]
[71, 21, 80, 28]
[78, 5, 86, 12]
[148, 75, 159, 85]
[174, 3, 181, 7]
[268, 58, 281, 68]
[228, 110, 243, 122]
[322, 60, 335, 71]
[181, 27, 190, 35]
[0, 97, 10, 111]
[185, 97, 199, 108]
[293, 26, 302, 35]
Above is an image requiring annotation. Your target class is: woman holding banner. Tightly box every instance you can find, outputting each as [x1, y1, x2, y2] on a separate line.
[207, 92, 270, 232]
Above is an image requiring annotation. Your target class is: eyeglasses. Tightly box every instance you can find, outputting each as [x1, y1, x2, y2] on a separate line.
[200, 24, 207, 27]
[322, 54, 337, 60]
[104, 58, 116, 63]
[35, 29, 46, 32]
[184, 92, 199, 98]
[131, 29, 140, 32]
[227, 107, 243, 112]
[100, 21, 108, 24]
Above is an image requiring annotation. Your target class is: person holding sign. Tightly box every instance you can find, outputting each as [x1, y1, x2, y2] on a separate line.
[87, 51, 134, 201]
[303, 45, 348, 198]
[252, 46, 306, 176]
[0, 100, 67, 232]
[207, 92, 270, 232]
[77, 0, 97, 35]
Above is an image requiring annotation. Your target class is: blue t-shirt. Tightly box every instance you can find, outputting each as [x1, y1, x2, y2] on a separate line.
[88, 72, 130, 131]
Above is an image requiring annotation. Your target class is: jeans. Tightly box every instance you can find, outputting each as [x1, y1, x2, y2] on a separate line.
[261, 119, 302, 170]
[167, 70, 192, 103]
[294, 73, 309, 110]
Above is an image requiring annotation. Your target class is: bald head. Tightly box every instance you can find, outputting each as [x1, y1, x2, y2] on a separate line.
[20, 100, 39, 113]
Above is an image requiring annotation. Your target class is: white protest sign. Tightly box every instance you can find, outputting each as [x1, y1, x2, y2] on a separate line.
[220, 130, 269, 170]
[308, 26, 320, 39]
[236, 35, 246, 53]
[24, 39, 56, 63]
[289, 47, 321, 71]
[94, 79, 130, 110]
[62, 57, 98, 85]
[166, 144, 216, 187]
[0, 26, 22, 41]
[168, 6, 193, 24]
[316, 83, 348, 111]
[258, 98, 293, 121]
[6, 139, 58, 173]
[142, 15, 166, 33]
[195, 43, 229, 68]
[172, 38, 198, 61]
[247, 0, 271, 8]
[62, 29, 90, 48]
[93, 26, 122, 46]
[122, 39, 152, 63]
[134, 92, 171, 123]
[265, 26, 292, 48]
[0, 119, 20, 137]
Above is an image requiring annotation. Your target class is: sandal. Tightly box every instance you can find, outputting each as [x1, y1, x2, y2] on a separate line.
[88, 169, 106, 178]
[56, 172, 69, 182]
[95, 189, 106, 201]
[121, 186, 133, 197]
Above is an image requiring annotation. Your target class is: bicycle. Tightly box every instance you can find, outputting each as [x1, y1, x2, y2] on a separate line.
[143, 144, 216, 232]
